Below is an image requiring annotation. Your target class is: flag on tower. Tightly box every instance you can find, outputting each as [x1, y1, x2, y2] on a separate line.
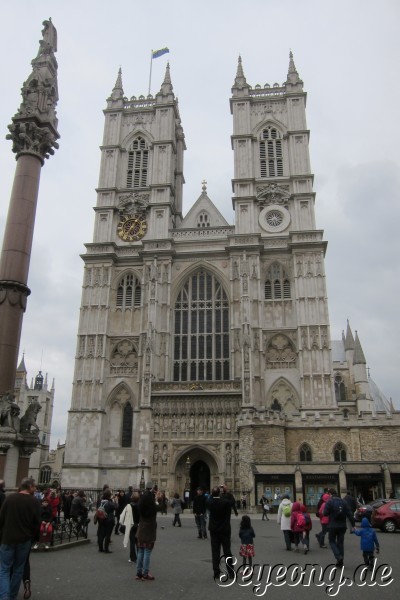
[152, 47, 169, 59]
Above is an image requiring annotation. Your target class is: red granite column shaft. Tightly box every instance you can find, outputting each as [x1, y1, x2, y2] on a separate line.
[0, 154, 42, 394]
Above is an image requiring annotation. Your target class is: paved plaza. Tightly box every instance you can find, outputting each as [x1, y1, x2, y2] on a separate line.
[28, 513, 399, 600]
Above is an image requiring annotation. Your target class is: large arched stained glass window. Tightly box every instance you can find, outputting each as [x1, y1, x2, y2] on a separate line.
[173, 270, 230, 381]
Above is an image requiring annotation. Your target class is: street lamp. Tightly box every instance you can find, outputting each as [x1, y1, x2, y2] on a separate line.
[140, 459, 146, 491]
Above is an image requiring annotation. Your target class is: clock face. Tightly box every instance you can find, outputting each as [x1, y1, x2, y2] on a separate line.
[117, 214, 147, 241]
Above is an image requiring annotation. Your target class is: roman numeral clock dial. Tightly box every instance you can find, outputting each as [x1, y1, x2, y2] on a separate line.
[117, 214, 147, 242]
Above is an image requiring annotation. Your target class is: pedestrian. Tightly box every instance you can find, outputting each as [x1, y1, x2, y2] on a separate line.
[300, 504, 312, 552]
[277, 494, 293, 551]
[316, 487, 329, 516]
[239, 515, 255, 572]
[70, 489, 89, 526]
[260, 495, 270, 521]
[33, 497, 53, 551]
[323, 488, 355, 567]
[115, 490, 129, 534]
[170, 493, 183, 527]
[192, 487, 207, 539]
[351, 517, 380, 570]
[207, 486, 235, 580]
[120, 491, 140, 563]
[241, 494, 247, 511]
[96, 488, 117, 553]
[135, 482, 162, 581]
[315, 492, 330, 548]
[0, 477, 40, 600]
[290, 501, 309, 554]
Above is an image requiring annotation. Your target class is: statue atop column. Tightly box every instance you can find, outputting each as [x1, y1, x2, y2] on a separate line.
[6, 18, 59, 162]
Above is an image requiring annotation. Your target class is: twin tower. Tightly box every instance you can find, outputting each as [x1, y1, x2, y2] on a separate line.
[62, 55, 397, 505]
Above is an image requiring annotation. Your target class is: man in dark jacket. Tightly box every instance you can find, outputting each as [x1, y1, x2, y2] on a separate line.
[192, 487, 207, 539]
[207, 487, 235, 580]
[323, 488, 355, 567]
[0, 477, 40, 600]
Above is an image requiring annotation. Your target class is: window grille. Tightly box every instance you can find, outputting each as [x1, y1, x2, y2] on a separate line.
[116, 274, 141, 308]
[127, 137, 149, 188]
[259, 127, 284, 177]
[264, 263, 291, 300]
[121, 403, 133, 447]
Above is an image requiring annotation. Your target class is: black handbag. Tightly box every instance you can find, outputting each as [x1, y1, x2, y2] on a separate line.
[119, 524, 126, 534]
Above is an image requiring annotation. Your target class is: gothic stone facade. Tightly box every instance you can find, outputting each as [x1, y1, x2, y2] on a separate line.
[62, 57, 400, 506]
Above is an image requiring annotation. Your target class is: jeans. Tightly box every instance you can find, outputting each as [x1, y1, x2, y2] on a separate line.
[129, 527, 137, 561]
[136, 547, 152, 576]
[194, 514, 207, 537]
[328, 527, 346, 561]
[0, 540, 32, 600]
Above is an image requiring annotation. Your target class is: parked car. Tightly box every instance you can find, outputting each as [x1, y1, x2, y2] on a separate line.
[371, 500, 400, 533]
[354, 499, 389, 522]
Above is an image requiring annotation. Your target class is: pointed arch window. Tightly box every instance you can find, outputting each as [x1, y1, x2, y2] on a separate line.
[264, 263, 291, 300]
[334, 374, 346, 402]
[333, 442, 347, 462]
[127, 136, 149, 188]
[173, 270, 230, 381]
[259, 127, 283, 177]
[121, 403, 133, 447]
[116, 274, 142, 308]
[299, 443, 312, 462]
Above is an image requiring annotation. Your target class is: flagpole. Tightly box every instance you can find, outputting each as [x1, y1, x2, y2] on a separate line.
[148, 49, 153, 96]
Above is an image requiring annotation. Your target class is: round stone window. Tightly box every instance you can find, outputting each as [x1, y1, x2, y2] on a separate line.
[259, 204, 290, 233]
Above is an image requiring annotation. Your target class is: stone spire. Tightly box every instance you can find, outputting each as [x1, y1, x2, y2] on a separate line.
[344, 320, 355, 351]
[6, 18, 60, 163]
[285, 50, 303, 88]
[158, 62, 174, 96]
[353, 331, 366, 365]
[232, 55, 250, 92]
[17, 353, 27, 373]
[109, 67, 124, 101]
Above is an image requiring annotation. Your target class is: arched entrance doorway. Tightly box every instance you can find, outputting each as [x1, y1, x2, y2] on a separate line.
[174, 447, 218, 505]
[190, 460, 210, 493]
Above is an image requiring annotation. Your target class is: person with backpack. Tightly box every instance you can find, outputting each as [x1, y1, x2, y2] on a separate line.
[315, 492, 330, 548]
[323, 488, 355, 567]
[96, 488, 118, 553]
[277, 494, 293, 551]
[290, 501, 309, 554]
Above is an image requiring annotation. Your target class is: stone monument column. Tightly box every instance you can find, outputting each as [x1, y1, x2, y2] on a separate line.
[0, 20, 59, 485]
[0, 19, 59, 395]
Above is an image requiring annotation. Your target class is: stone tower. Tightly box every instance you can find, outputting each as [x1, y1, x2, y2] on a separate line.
[230, 53, 334, 413]
[63, 64, 186, 487]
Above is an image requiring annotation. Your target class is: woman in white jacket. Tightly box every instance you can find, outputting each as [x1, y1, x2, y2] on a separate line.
[119, 491, 140, 562]
[277, 495, 293, 551]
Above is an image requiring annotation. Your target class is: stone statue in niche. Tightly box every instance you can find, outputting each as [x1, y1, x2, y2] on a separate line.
[153, 444, 159, 464]
[162, 445, 168, 463]
[189, 414, 195, 432]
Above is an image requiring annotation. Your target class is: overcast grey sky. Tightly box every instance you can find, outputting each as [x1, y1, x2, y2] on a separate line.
[0, 0, 399, 446]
